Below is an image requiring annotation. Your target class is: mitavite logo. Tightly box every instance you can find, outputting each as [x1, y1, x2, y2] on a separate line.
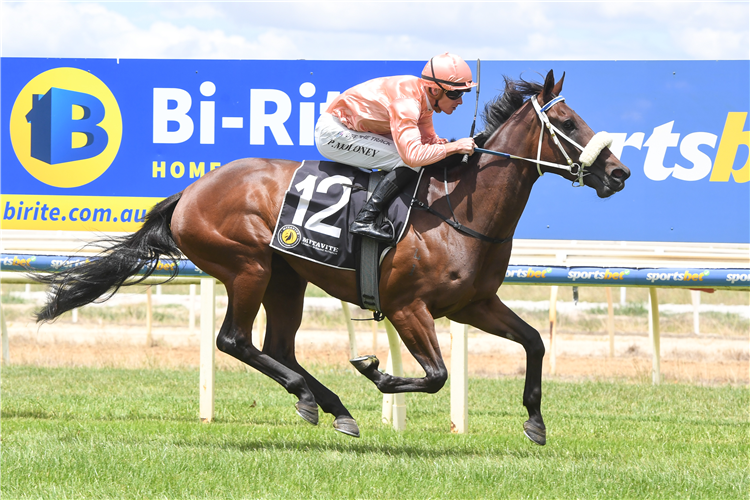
[9, 67, 122, 188]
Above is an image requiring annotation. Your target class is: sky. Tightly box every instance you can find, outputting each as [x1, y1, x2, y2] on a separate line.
[1, 0, 748, 61]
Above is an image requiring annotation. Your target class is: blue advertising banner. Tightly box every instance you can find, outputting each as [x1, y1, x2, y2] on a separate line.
[3, 253, 748, 290]
[2, 58, 748, 243]
[0, 253, 208, 277]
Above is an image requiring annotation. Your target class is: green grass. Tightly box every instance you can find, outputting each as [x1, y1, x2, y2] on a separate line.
[2, 366, 748, 499]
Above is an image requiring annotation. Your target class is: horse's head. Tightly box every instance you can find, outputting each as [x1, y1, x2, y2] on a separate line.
[533, 70, 630, 198]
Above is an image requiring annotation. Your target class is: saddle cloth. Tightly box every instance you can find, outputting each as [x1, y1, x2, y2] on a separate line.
[270, 160, 421, 270]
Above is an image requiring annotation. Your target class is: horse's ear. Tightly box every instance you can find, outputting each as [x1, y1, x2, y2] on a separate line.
[552, 71, 565, 96]
[542, 70, 556, 101]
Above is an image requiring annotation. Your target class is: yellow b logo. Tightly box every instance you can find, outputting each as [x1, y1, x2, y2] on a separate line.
[9, 67, 122, 188]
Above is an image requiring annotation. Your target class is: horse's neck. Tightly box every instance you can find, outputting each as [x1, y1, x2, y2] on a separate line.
[491, 103, 543, 170]
[462, 106, 541, 239]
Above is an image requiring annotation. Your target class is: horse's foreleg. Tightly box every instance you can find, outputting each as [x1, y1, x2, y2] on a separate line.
[352, 301, 448, 394]
[261, 256, 359, 437]
[448, 296, 546, 445]
[216, 267, 319, 425]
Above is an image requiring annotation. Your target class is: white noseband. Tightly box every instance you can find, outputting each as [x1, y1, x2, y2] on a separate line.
[532, 95, 613, 186]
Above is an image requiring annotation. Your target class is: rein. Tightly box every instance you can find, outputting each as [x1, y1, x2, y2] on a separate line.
[476, 94, 613, 187]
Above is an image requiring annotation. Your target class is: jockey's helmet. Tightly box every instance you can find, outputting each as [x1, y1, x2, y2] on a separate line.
[420, 53, 477, 95]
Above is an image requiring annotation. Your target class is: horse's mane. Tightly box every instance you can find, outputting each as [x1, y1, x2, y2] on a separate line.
[420, 75, 547, 172]
[477, 76, 544, 143]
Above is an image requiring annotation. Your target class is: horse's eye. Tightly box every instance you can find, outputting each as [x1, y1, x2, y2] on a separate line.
[562, 120, 575, 132]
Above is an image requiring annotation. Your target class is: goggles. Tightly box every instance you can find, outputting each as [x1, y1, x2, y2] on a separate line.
[444, 89, 468, 100]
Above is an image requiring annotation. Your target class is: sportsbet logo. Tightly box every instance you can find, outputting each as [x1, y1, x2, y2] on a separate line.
[568, 269, 631, 282]
[646, 270, 710, 283]
[9, 67, 122, 188]
[505, 267, 554, 279]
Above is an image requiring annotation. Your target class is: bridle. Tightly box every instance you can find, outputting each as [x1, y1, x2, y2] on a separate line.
[476, 94, 613, 187]
[412, 93, 614, 245]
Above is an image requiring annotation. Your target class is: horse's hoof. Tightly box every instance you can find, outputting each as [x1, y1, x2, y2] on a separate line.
[350, 355, 379, 374]
[295, 401, 319, 426]
[333, 416, 360, 438]
[523, 420, 546, 446]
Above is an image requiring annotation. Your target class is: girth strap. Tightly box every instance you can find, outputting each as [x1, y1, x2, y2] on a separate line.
[358, 171, 384, 316]
[411, 198, 512, 245]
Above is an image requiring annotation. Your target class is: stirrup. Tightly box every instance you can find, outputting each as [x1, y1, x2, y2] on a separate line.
[350, 219, 394, 242]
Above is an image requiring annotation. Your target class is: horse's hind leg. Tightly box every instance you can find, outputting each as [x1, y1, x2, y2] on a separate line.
[448, 295, 546, 445]
[351, 301, 449, 394]
[215, 262, 319, 425]
[261, 255, 360, 437]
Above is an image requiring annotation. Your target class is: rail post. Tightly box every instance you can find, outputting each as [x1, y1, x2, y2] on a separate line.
[605, 287, 615, 358]
[549, 286, 559, 375]
[691, 290, 701, 335]
[146, 286, 154, 347]
[340, 301, 358, 359]
[382, 319, 406, 430]
[450, 321, 468, 434]
[255, 305, 266, 350]
[199, 278, 216, 422]
[1, 304, 9, 365]
[648, 287, 662, 385]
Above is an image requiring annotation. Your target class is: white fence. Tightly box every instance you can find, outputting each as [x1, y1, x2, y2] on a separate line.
[2, 229, 748, 433]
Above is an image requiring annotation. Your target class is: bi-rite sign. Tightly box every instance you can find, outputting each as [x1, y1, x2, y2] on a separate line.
[1, 58, 748, 243]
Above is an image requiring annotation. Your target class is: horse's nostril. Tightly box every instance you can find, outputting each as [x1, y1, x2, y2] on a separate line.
[611, 168, 625, 179]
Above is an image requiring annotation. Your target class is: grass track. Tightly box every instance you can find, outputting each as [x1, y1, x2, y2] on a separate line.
[2, 366, 748, 499]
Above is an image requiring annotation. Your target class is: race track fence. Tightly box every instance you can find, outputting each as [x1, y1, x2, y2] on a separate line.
[2, 236, 748, 433]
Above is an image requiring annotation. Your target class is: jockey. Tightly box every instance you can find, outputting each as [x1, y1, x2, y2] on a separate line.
[314, 52, 477, 242]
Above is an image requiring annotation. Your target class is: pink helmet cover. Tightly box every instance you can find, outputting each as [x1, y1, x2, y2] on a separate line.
[421, 53, 477, 91]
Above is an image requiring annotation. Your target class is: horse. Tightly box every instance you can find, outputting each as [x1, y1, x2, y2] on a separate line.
[35, 70, 630, 445]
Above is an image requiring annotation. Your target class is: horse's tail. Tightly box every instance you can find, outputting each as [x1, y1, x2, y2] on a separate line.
[35, 192, 184, 323]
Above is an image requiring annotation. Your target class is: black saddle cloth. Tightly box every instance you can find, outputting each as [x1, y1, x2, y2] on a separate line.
[270, 160, 421, 270]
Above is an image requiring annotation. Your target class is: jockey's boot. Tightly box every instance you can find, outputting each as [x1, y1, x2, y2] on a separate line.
[349, 167, 418, 242]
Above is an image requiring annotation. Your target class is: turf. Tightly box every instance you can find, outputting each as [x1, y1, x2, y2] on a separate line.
[2, 366, 748, 499]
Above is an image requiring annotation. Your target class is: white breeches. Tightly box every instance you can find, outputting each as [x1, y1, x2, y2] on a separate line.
[314, 113, 411, 172]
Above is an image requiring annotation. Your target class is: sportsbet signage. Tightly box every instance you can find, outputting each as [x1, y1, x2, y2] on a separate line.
[1, 58, 748, 242]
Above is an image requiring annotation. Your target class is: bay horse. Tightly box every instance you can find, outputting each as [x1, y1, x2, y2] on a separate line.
[35, 70, 630, 445]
